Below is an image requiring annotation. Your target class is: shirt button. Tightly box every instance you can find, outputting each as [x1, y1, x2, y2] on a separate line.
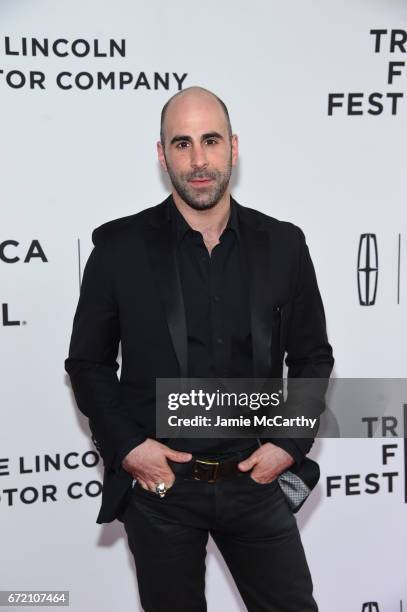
[216, 337, 223, 344]
[213, 295, 220, 302]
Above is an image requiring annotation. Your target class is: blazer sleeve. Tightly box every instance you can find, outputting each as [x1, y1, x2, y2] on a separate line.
[265, 227, 334, 465]
[64, 234, 145, 473]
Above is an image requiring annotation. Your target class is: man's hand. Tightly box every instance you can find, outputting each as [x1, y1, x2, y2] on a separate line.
[121, 438, 192, 492]
[238, 442, 295, 484]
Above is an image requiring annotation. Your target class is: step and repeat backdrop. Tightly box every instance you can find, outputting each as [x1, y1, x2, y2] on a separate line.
[1, 1, 406, 610]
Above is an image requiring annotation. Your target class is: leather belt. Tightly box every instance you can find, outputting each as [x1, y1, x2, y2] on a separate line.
[168, 445, 258, 483]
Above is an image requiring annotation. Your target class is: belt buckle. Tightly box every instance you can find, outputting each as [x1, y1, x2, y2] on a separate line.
[193, 459, 220, 482]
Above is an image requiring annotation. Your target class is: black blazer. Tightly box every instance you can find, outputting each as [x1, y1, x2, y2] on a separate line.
[65, 195, 334, 523]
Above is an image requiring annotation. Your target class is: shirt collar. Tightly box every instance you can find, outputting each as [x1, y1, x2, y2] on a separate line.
[168, 195, 240, 244]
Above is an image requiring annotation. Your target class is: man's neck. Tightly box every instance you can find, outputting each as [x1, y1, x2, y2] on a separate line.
[172, 190, 231, 246]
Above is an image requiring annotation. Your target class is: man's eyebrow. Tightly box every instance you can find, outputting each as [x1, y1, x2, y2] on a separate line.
[170, 135, 193, 145]
[169, 132, 224, 145]
[201, 132, 224, 141]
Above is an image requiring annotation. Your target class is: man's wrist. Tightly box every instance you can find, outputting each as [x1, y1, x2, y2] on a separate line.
[261, 438, 304, 467]
[114, 437, 147, 473]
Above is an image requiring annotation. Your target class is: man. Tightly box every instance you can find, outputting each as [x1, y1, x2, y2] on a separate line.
[65, 86, 334, 611]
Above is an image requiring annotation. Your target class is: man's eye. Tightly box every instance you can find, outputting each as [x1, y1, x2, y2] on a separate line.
[205, 139, 218, 145]
[176, 141, 189, 149]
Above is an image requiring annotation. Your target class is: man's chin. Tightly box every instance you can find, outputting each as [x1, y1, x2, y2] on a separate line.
[178, 190, 220, 211]
[187, 199, 219, 211]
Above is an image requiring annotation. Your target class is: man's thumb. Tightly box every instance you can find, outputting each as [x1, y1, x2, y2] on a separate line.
[165, 448, 193, 463]
[238, 456, 257, 472]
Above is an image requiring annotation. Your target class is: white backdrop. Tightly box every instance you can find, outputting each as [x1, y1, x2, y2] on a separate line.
[1, 1, 406, 610]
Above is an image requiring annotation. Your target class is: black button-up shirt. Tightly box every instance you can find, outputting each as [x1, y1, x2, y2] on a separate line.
[168, 196, 258, 455]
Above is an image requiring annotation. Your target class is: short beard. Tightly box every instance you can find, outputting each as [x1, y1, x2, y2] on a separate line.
[165, 155, 232, 211]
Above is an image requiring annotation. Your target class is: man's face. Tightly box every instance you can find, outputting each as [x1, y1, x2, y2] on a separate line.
[157, 93, 238, 211]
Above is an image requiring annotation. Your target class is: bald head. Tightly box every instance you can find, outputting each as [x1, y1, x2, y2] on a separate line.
[160, 86, 233, 146]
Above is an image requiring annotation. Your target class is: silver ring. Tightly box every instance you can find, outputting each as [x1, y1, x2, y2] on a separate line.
[155, 482, 168, 498]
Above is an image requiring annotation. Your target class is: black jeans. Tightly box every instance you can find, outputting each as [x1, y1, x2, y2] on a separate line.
[121, 450, 318, 612]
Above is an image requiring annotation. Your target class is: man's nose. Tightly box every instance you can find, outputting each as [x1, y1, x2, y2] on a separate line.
[190, 145, 208, 169]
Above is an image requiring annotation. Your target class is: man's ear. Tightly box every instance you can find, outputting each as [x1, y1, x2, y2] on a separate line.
[231, 134, 239, 167]
[157, 141, 168, 172]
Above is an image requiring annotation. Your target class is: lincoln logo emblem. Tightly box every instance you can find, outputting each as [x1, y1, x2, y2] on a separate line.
[357, 234, 378, 306]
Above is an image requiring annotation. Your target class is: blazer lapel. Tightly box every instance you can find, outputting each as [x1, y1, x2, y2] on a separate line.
[145, 196, 188, 379]
[236, 200, 274, 378]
